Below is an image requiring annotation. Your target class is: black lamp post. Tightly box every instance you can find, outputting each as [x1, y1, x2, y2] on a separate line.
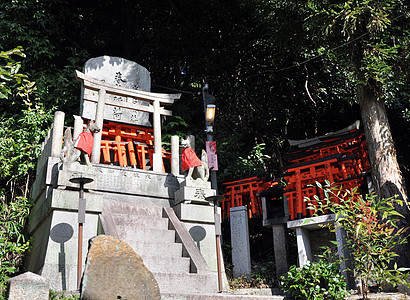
[203, 84, 225, 292]
[202, 84, 218, 193]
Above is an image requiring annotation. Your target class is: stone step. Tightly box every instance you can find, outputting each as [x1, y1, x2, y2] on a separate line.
[128, 240, 183, 257]
[103, 200, 221, 295]
[153, 272, 216, 294]
[105, 201, 163, 218]
[161, 293, 286, 300]
[116, 225, 175, 244]
[111, 214, 169, 229]
[141, 255, 191, 274]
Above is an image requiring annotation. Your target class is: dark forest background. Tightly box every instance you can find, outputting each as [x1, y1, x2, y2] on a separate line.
[0, 0, 408, 199]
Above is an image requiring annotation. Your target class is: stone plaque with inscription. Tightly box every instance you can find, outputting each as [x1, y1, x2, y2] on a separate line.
[81, 56, 152, 126]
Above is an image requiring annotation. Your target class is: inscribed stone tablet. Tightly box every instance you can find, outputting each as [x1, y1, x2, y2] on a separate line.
[81, 56, 152, 126]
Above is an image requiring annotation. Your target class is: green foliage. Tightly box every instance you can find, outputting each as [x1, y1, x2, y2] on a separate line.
[49, 290, 79, 300]
[229, 260, 276, 289]
[219, 142, 272, 181]
[281, 259, 348, 300]
[0, 47, 52, 297]
[0, 196, 32, 297]
[161, 115, 189, 149]
[0, 105, 52, 182]
[304, 0, 408, 84]
[0, 48, 53, 200]
[0, 47, 35, 102]
[238, 143, 271, 175]
[309, 182, 409, 299]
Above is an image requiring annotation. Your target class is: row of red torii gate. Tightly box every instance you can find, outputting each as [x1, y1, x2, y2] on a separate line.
[221, 121, 370, 221]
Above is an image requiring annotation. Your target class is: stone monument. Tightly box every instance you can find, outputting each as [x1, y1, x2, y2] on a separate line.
[81, 56, 152, 126]
[26, 56, 229, 294]
[230, 206, 252, 277]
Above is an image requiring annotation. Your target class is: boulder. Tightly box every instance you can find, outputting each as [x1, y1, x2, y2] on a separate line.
[80, 235, 160, 300]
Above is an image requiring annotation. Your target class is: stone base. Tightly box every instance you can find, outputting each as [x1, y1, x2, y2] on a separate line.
[173, 203, 215, 224]
[175, 185, 215, 205]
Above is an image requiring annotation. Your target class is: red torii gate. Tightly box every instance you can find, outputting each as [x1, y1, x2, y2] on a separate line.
[221, 122, 371, 221]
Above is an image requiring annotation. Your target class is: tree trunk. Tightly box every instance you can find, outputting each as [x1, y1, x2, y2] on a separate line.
[358, 84, 409, 266]
[357, 85, 408, 205]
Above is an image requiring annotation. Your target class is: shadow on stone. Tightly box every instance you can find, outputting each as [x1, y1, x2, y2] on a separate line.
[50, 222, 74, 291]
[189, 226, 207, 250]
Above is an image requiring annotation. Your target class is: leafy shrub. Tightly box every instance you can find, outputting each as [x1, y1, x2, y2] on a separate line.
[281, 260, 349, 300]
[0, 196, 32, 296]
[229, 260, 276, 289]
[0, 47, 52, 298]
[49, 290, 79, 300]
[308, 182, 409, 299]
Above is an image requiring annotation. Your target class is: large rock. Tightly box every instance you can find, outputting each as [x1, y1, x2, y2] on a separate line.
[80, 235, 160, 300]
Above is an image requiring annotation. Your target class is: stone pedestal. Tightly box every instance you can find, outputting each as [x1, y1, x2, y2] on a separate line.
[174, 178, 215, 205]
[173, 202, 217, 271]
[272, 224, 289, 277]
[230, 206, 251, 277]
[335, 223, 355, 290]
[173, 180, 229, 291]
[26, 162, 103, 292]
[295, 227, 312, 266]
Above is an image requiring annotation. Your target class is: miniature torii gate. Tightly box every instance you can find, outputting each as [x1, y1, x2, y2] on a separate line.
[75, 70, 181, 172]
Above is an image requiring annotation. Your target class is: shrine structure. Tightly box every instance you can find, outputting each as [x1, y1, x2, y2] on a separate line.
[221, 121, 370, 287]
[25, 56, 228, 295]
[221, 121, 370, 222]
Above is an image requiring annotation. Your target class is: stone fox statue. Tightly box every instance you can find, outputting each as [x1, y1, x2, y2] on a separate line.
[60, 121, 100, 166]
[181, 138, 209, 182]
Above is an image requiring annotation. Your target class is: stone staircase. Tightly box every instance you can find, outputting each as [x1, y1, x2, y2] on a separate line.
[100, 199, 216, 295]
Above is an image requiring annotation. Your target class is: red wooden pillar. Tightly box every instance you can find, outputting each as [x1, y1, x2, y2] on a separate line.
[295, 169, 302, 218]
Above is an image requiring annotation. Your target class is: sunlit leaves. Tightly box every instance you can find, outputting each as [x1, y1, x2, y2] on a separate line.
[308, 183, 409, 298]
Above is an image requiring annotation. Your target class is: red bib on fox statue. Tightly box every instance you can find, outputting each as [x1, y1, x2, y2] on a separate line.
[181, 147, 202, 172]
[74, 131, 94, 156]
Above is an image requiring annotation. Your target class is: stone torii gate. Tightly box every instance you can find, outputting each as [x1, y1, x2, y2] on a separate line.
[75, 70, 181, 172]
